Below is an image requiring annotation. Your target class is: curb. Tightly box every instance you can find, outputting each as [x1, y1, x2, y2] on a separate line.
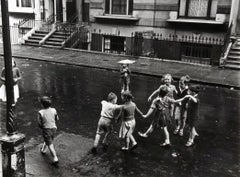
[1, 53, 239, 90]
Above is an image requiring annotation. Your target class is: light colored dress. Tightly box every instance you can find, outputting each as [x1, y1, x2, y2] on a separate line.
[0, 67, 21, 103]
[119, 102, 136, 139]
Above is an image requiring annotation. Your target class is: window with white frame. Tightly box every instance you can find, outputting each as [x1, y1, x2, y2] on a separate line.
[105, 0, 133, 15]
[179, 0, 218, 19]
[16, 0, 32, 7]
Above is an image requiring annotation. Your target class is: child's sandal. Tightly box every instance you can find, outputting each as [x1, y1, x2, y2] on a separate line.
[179, 129, 184, 136]
[185, 140, 194, 147]
[173, 128, 179, 135]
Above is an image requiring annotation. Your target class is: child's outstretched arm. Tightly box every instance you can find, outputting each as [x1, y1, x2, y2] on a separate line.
[148, 88, 160, 102]
[186, 95, 198, 103]
[115, 107, 123, 123]
[143, 107, 154, 119]
[135, 106, 143, 117]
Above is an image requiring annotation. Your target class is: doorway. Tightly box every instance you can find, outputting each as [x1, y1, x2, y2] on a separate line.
[67, 0, 77, 22]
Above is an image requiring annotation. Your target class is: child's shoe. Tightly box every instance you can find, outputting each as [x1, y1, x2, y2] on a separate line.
[179, 129, 184, 136]
[52, 157, 59, 166]
[40, 143, 47, 155]
[173, 127, 180, 135]
[131, 143, 138, 151]
[121, 147, 129, 151]
[185, 140, 194, 147]
[138, 132, 148, 138]
[160, 141, 171, 147]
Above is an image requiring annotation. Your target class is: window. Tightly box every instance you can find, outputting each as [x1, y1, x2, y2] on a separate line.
[104, 36, 126, 54]
[179, 0, 217, 19]
[105, 0, 133, 15]
[16, 0, 32, 7]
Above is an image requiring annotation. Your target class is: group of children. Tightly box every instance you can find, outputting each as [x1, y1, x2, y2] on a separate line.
[35, 63, 200, 165]
[92, 66, 200, 153]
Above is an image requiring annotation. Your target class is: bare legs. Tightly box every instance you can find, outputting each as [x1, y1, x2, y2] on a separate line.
[186, 126, 199, 147]
[41, 142, 58, 163]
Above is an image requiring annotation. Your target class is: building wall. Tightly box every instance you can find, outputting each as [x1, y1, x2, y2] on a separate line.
[89, 0, 232, 38]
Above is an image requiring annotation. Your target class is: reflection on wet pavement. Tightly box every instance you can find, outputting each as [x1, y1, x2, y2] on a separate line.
[0, 59, 239, 177]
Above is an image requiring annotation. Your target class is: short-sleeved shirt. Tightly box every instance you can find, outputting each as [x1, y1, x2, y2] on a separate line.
[38, 107, 58, 129]
[100, 100, 121, 119]
[158, 84, 176, 99]
[151, 96, 175, 111]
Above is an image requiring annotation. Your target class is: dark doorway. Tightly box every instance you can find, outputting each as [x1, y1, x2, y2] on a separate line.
[82, 0, 89, 22]
[67, 0, 77, 22]
[56, 0, 63, 22]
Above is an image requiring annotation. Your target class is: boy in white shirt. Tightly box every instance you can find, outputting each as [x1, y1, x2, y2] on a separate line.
[92, 92, 122, 153]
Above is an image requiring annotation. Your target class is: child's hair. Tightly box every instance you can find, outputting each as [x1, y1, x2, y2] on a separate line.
[12, 59, 16, 67]
[158, 86, 169, 97]
[180, 75, 190, 84]
[121, 91, 133, 102]
[162, 74, 173, 83]
[188, 85, 200, 94]
[107, 92, 117, 102]
[40, 96, 52, 108]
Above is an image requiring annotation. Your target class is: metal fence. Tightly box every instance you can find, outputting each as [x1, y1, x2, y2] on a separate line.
[91, 31, 225, 66]
[0, 22, 225, 66]
[0, 25, 21, 44]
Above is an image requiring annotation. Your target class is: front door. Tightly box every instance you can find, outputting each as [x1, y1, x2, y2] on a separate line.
[67, 0, 76, 22]
[56, 0, 63, 22]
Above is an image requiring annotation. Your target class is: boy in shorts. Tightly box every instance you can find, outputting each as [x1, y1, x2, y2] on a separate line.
[38, 96, 59, 165]
[92, 92, 122, 153]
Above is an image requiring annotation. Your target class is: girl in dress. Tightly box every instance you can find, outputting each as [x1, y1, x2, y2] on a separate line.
[173, 75, 190, 136]
[142, 86, 183, 146]
[119, 91, 143, 151]
[0, 59, 21, 104]
[138, 74, 177, 138]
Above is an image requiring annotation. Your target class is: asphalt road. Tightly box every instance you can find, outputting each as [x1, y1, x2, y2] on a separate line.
[0, 58, 239, 177]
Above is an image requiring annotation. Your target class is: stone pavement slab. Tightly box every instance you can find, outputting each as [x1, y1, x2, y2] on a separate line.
[25, 132, 93, 177]
[0, 132, 93, 177]
[0, 44, 239, 89]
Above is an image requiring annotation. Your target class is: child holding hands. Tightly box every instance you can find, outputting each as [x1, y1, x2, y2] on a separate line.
[119, 91, 143, 151]
[142, 86, 182, 147]
[92, 92, 122, 153]
[182, 85, 200, 147]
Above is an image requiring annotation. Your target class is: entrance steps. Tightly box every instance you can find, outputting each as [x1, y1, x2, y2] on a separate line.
[24, 30, 48, 46]
[225, 36, 240, 70]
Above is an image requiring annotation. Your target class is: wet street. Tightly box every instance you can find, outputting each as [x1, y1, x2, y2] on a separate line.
[0, 58, 240, 177]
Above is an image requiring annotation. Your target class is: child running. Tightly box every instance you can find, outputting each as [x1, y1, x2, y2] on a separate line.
[183, 85, 200, 147]
[119, 91, 143, 151]
[142, 86, 182, 147]
[138, 74, 177, 138]
[38, 96, 59, 165]
[173, 75, 190, 136]
[92, 92, 122, 153]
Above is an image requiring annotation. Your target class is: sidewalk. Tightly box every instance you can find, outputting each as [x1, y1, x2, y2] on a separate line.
[0, 44, 239, 89]
[0, 132, 93, 177]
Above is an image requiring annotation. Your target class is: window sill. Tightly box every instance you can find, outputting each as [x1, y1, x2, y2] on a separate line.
[94, 15, 139, 21]
[167, 19, 225, 25]
[9, 7, 34, 14]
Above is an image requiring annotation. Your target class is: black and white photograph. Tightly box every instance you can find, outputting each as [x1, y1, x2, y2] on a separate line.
[0, 0, 239, 176]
